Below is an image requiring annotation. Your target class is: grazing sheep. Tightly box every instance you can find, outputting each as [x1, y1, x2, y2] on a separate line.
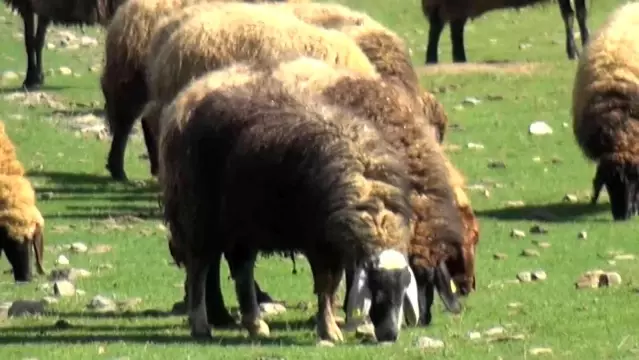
[267, 57, 468, 322]
[100, 0, 362, 181]
[140, 2, 380, 172]
[4, 0, 127, 89]
[0, 121, 45, 281]
[158, 65, 420, 342]
[571, 1, 639, 221]
[421, 0, 589, 63]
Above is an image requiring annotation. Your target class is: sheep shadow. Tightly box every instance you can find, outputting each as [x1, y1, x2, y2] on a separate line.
[416, 60, 544, 75]
[0, 85, 71, 94]
[50, 108, 105, 118]
[476, 201, 611, 222]
[28, 170, 160, 195]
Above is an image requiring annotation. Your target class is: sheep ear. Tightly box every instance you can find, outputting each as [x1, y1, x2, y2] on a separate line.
[434, 262, 462, 314]
[345, 266, 371, 327]
[403, 265, 420, 327]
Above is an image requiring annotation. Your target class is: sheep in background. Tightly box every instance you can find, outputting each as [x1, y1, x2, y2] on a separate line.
[158, 65, 419, 343]
[139, 1, 379, 172]
[421, 0, 589, 64]
[4, 0, 128, 89]
[0, 121, 45, 282]
[572, 1, 639, 220]
[267, 57, 467, 321]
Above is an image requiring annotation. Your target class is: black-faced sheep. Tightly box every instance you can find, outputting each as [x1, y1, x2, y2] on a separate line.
[571, 1, 639, 221]
[158, 65, 420, 343]
[139, 1, 379, 173]
[0, 121, 45, 282]
[4, 0, 127, 89]
[267, 57, 467, 322]
[422, 0, 589, 63]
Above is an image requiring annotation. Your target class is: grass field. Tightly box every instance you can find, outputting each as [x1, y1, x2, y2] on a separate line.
[1, 0, 638, 359]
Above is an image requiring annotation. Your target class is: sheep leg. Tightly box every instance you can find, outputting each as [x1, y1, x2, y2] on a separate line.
[591, 164, 605, 205]
[574, 0, 589, 46]
[228, 250, 270, 337]
[1, 233, 32, 283]
[425, 8, 445, 64]
[558, 0, 578, 60]
[19, 9, 42, 90]
[186, 256, 212, 340]
[141, 118, 159, 176]
[418, 278, 434, 326]
[309, 257, 343, 343]
[105, 113, 136, 181]
[33, 16, 51, 88]
[204, 252, 236, 327]
[450, 18, 468, 63]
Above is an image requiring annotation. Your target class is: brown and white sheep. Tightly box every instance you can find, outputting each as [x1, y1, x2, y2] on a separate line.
[266, 57, 468, 321]
[0, 121, 45, 281]
[422, 0, 589, 63]
[158, 65, 420, 343]
[4, 0, 128, 89]
[572, 1, 639, 220]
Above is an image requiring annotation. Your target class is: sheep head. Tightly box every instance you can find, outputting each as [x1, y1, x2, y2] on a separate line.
[592, 153, 639, 220]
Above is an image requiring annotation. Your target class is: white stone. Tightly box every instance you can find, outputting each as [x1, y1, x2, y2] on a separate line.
[416, 336, 444, 349]
[53, 280, 76, 297]
[58, 67, 72, 76]
[55, 255, 69, 266]
[529, 121, 553, 135]
[70, 242, 88, 253]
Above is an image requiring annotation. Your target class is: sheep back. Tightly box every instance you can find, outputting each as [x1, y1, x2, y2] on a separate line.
[159, 66, 413, 258]
[421, 0, 552, 21]
[572, 1, 639, 162]
[0, 175, 44, 242]
[4, 0, 126, 25]
[0, 122, 25, 177]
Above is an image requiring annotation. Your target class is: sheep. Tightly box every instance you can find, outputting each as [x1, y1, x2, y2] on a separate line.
[264, 56, 468, 322]
[138, 1, 380, 172]
[571, 1, 639, 221]
[421, 0, 589, 64]
[4, 0, 128, 90]
[99, 0, 336, 181]
[0, 121, 45, 282]
[158, 64, 420, 342]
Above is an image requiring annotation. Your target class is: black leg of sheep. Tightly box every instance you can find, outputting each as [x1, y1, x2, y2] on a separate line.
[574, 0, 589, 48]
[449, 18, 468, 63]
[33, 16, 51, 87]
[0, 231, 32, 282]
[558, 0, 579, 60]
[425, 8, 445, 64]
[18, 8, 44, 90]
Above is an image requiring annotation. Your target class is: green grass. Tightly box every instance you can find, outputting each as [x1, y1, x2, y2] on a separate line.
[1, 0, 638, 359]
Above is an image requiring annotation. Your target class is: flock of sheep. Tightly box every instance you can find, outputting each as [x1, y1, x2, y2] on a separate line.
[0, 0, 638, 346]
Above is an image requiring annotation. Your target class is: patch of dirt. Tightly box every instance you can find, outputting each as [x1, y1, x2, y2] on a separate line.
[3, 91, 67, 110]
[416, 62, 547, 75]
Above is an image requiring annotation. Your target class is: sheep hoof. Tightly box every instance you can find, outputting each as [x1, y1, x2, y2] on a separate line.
[318, 321, 344, 343]
[22, 73, 44, 91]
[105, 163, 128, 182]
[245, 319, 270, 338]
[189, 317, 212, 340]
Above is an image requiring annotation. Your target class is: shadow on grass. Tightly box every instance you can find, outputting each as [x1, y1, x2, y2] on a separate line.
[27, 170, 159, 194]
[45, 204, 161, 220]
[51, 108, 105, 118]
[476, 201, 610, 222]
[0, 85, 72, 94]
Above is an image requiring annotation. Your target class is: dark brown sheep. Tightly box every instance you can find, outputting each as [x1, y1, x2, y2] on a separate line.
[571, 1, 639, 220]
[158, 66, 420, 343]
[3, 0, 127, 89]
[422, 0, 589, 63]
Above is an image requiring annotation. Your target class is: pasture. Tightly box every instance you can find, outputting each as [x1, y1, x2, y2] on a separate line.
[0, 0, 638, 358]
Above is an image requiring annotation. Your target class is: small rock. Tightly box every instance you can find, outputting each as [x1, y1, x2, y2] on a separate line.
[117, 297, 142, 311]
[8, 300, 46, 317]
[532, 270, 547, 281]
[79, 36, 98, 47]
[0, 302, 11, 321]
[532, 156, 542, 162]
[55, 255, 70, 266]
[70, 242, 88, 253]
[521, 249, 540, 257]
[89, 64, 101, 73]
[466, 142, 484, 150]
[507, 302, 522, 309]
[98, 263, 114, 270]
[505, 200, 525, 207]
[41, 296, 58, 305]
[46, 42, 56, 50]
[578, 231, 588, 240]
[317, 340, 335, 347]
[484, 326, 505, 336]
[58, 67, 72, 76]
[50, 268, 91, 281]
[529, 121, 553, 135]
[614, 254, 635, 260]
[517, 271, 533, 283]
[576, 270, 622, 289]
[416, 336, 444, 349]
[488, 160, 506, 169]
[75, 289, 86, 296]
[87, 295, 117, 312]
[355, 323, 375, 339]
[468, 331, 481, 340]
[53, 280, 76, 297]
[493, 253, 508, 260]
[529, 225, 548, 234]
[462, 97, 481, 105]
[519, 43, 532, 50]
[259, 302, 286, 316]
[529, 347, 553, 355]
[563, 194, 579, 203]
[2, 71, 18, 80]
[511, 229, 526, 238]
[533, 241, 551, 248]
[88, 244, 112, 254]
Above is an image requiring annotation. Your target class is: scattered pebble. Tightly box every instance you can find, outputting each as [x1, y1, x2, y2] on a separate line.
[70, 242, 88, 253]
[614, 254, 635, 261]
[529, 225, 548, 234]
[0, 302, 11, 321]
[507, 302, 523, 309]
[578, 231, 588, 240]
[55, 255, 70, 266]
[259, 302, 286, 316]
[117, 297, 143, 311]
[532, 156, 542, 162]
[87, 295, 117, 312]
[521, 249, 540, 257]
[53, 280, 76, 297]
[532, 270, 547, 281]
[317, 340, 335, 347]
[529, 121, 553, 135]
[493, 253, 508, 260]
[467, 331, 481, 340]
[8, 300, 46, 317]
[2, 70, 18, 80]
[462, 97, 481, 105]
[355, 323, 375, 339]
[563, 194, 579, 203]
[41, 296, 58, 305]
[576, 270, 622, 289]
[517, 272, 533, 283]
[533, 241, 551, 248]
[484, 326, 505, 336]
[466, 142, 484, 150]
[58, 67, 73, 76]
[50, 268, 90, 281]
[88, 244, 112, 254]
[529, 347, 553, 355]
[46, 42, 56, 50]
[79, 36, 98, 47]
[488, 160, 506, 169]
[505, 200, 525, 207]
[415, 336, 444, 349]
[511, 229, 526, 238]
